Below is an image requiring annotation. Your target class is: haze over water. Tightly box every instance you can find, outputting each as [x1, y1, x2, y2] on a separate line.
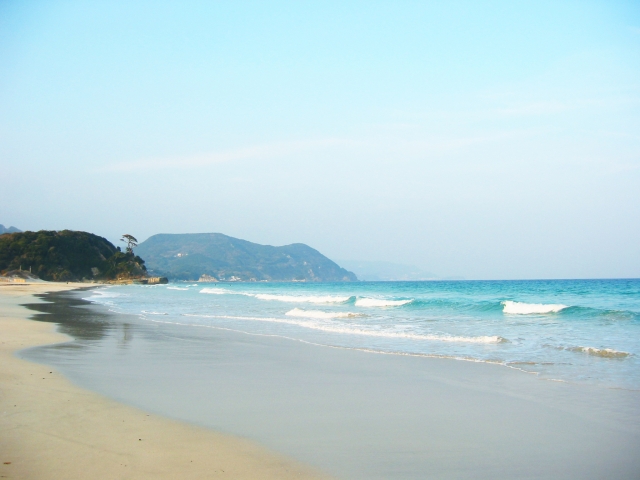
[89, 279, 640, 390]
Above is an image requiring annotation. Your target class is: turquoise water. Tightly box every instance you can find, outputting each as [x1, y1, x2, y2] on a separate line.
[86, 279, 640, 389]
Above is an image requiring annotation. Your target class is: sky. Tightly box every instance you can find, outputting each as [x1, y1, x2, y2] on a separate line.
[1, 0, 639, 279]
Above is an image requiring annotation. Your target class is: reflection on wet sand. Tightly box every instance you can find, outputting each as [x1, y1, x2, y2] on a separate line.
[23, 289, 127, 344]
[118, 323, 133, 347]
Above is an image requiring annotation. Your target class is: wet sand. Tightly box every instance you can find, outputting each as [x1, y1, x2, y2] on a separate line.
[17, 287, 640, 479]
[0, 283, 327, 479]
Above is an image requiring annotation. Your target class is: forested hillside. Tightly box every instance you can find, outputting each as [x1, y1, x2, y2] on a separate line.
[136, 233, 357, 282]
[0, 230, 146, 282]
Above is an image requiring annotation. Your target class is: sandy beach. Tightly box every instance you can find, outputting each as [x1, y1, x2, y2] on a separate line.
[0, 282, 327, 480]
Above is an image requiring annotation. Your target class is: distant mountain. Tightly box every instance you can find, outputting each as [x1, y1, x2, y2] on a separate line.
[135, 233, 358, 282]
[0, 224, 21, 235]
[337, 260, 438, 281]
[0, 230, 147, 282]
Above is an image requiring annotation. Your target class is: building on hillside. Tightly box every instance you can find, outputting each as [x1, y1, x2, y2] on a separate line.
[198, 274, 217, 282]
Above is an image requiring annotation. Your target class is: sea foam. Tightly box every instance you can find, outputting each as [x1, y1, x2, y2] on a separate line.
[568, 346, 630, 359]
[254, 294, 352, 304]
[182, 314, 504, 344]
[200, 287, 235, 295]
[285, 308, 364, 319]
[199, 288, 351, 304]
[502, 301, 568, 315]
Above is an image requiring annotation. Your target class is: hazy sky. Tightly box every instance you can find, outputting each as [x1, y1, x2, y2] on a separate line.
[1, 1, 639, 279]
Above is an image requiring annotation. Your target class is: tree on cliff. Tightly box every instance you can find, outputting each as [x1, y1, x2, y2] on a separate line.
[121, 234, 138, 254]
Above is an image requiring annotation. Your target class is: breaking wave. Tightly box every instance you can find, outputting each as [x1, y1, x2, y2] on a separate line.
[141, 310, 168, 315]
[285, 308, 365, 319]
[200, 287, 235, 295]
[253, 294, 352, 304]
[568, 346, 630, 359]
[181, 314, 504, 344]
[167, 286, 189, 290]
[355, 298, 413, 307]
[502, 301, 568, 315]
[199, 288, 351, 304]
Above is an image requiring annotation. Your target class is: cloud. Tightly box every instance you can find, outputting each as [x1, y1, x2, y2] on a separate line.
[98, 127, 546, 175]
[101, 92, 597, 176]
[99, 137, 354, 172]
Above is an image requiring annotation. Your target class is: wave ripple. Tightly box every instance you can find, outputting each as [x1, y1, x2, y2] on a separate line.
[355, 298, 413, 307]
[285, 308, 364, 319]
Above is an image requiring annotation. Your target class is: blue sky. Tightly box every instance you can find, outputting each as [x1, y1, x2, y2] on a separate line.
[1, 1, 639, 279]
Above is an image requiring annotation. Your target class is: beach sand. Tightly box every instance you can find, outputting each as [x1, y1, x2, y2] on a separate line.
[0, 283, 327, 480]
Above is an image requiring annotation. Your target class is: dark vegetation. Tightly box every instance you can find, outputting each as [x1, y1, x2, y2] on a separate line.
[0, 230, 146, 282]
[136, 233, 358, 282]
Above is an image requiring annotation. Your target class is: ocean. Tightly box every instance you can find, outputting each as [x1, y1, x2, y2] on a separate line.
[86, 278, 640, 390]
[20, 279, 640, 478]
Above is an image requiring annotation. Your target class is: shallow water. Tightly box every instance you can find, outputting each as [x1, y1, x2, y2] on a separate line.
[87, 279, 639, 389]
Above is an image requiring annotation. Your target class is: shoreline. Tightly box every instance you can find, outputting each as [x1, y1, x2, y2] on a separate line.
[5, 283, 640, 478]
[0, 282, 327, 479]
[18, 285, 640, 479]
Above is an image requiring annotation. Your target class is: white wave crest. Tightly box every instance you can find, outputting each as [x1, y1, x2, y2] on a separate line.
[254, 294, 352, 304]
[141, 310, 168, 315]
[355, 298, 412, 307]
[167, 286, 189, 290]
[199, 288, 351, 304]
[182, 314, 504, 344]
[285, 308, 365, 319]
[83, 289, 124, 305]
[85, 289, 122, 299]
[200, 288, 235, 295]
[502, 301, 568, 314]
[568, 346, 630, 358]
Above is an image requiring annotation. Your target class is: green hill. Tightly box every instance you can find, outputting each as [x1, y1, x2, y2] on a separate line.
[135, 233, 357, 282]
[0, 230, 146, 282]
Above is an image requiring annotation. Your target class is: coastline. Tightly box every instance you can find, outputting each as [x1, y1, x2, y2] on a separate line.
[16, 285, 640, 479]
[4, 282, 640, 479]
[0, 282, 327, 479]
